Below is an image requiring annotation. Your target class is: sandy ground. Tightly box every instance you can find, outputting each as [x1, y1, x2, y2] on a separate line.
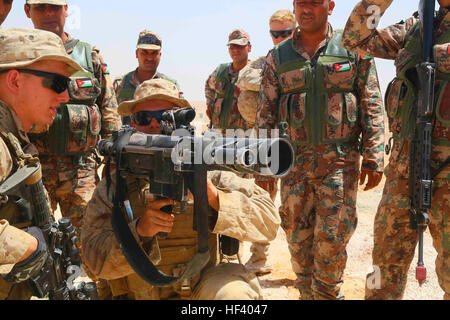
[241, 178, 445, 301]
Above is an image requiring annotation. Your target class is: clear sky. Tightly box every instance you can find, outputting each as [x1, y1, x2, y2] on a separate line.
[4, 0, 422, 101]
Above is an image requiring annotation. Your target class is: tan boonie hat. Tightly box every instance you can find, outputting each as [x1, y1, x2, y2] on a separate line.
[118, 79, 190, 116]
[26, 0, 67, 5]
[0, 28, 84, 74]
[137, 30, 162, 50]
[228, 29, 251, 46]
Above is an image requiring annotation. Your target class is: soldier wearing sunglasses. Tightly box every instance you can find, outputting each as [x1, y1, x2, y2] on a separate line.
[24, 0, 121, 231]
[233, 10, 297, 277]
[116, 30, 182, 127]
[81, 78, 280, 300]
[0, 28, 84, 300]
[256, 0, 385, 300]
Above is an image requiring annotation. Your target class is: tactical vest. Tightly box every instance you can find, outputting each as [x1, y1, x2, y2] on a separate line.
[211, 63, 248, 130]
[385, 23, 450, 147]
[273, 31, 360, 147]
[0, 129, 40, 300]
[29, 40, 102, 156]
[106, 178, 219, 300]
[118, 71, 180, 102]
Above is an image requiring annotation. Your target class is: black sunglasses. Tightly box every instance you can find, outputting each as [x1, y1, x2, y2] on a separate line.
[270, 28, 295, 39]
[131, 110, 168, 126]
[138, 36, 162, 47]
[0, 68, 70, 94]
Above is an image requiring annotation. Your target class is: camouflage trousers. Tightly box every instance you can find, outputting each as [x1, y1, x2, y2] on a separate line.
[40, 154, 97, 229]
[366, 143, 450, 300]
[280, 145, 360, 300]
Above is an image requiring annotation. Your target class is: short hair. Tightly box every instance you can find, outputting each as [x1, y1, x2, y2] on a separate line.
[270, 9, 296, 27]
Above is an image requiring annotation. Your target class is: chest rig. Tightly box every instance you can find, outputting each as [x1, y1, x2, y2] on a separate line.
[385, 22, 450, 147]
[273, 31, 361, 147]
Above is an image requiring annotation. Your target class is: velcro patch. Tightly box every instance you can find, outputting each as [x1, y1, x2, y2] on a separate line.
[76, 78, 94, 88]
[335, 62, 351, 72]
[101, 64, 110, 74]
[360, 54, 373, 60]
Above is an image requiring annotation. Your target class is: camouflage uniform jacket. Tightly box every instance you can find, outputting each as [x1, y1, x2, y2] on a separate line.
[0, 100, 39, 277]
[31, 33, 121, 142]
[257, 24, 385, 172]
[342, 1, 450, 162]
[81, 170, 279, 297]
[117, 68, 182, 104]
[205, 63, 250, 130]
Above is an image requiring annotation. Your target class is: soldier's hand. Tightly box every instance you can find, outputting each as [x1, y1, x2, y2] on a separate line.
[360, 170, 384, 191]
[136, 199, 175, 238]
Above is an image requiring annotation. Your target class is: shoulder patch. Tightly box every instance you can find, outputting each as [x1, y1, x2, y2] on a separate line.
[101, 63, 110, 75]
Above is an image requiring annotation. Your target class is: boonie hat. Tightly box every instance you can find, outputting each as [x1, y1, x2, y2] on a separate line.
[0, 28, 84, 74]
[118, 79, 190, 116]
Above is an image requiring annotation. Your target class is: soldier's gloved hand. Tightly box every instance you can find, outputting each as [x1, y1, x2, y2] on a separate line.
[137, 199, 175, 238]
[2, 227, 49, 284]
[360, 170, 384, 191]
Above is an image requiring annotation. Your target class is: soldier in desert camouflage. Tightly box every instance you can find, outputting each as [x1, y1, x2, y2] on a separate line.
[24, 0, 121, 229]
[236, 10, 297, 276]
[256, 0, 385, 300]
[0, 28, 84, 300]
[342, 0, 450, 300]
[116, 30, 182, 126]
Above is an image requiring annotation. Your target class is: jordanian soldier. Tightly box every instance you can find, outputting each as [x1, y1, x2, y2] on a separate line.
[342, 0, 450, 300]
[24, 0, 121, 229]
[236, 10, 297, 276]
[117, 30, 182, 126]
[256, 0, 385, 300]
[0, 28, 84, 300]
[81, 79, 280, 300]
[205, 29, 277, 276]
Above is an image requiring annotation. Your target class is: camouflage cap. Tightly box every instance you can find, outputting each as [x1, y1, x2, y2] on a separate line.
[26, 0, 67, 5]
[137, 30, 162, 50]
[228, 29, 251, 46]
[0, 28, 84, 74]
[118, 79, 190, 116]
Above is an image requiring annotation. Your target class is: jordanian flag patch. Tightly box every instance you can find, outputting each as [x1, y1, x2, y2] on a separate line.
[360, 54, 373, 60]
[447, 45, 450, 54]
[76, 78, 94, 88]
[334, 62, 351, 72]
[101, 64, 110, 74]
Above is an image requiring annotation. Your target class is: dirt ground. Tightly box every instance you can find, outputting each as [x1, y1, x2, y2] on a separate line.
[240, 177, 445, 301]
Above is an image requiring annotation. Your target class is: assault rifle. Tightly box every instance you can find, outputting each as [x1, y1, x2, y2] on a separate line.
[98, 108, 295, 288]
[409, 0, 436, 286]
[0, 162, 97, 300]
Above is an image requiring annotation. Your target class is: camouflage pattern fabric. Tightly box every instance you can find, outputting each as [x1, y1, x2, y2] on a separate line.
[30, 34, 121, 229]
[343, 1, 450, 300]
[81, 171, 279, 300]
[257, 24, 385, 300]
[205, 63, 250, 130]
